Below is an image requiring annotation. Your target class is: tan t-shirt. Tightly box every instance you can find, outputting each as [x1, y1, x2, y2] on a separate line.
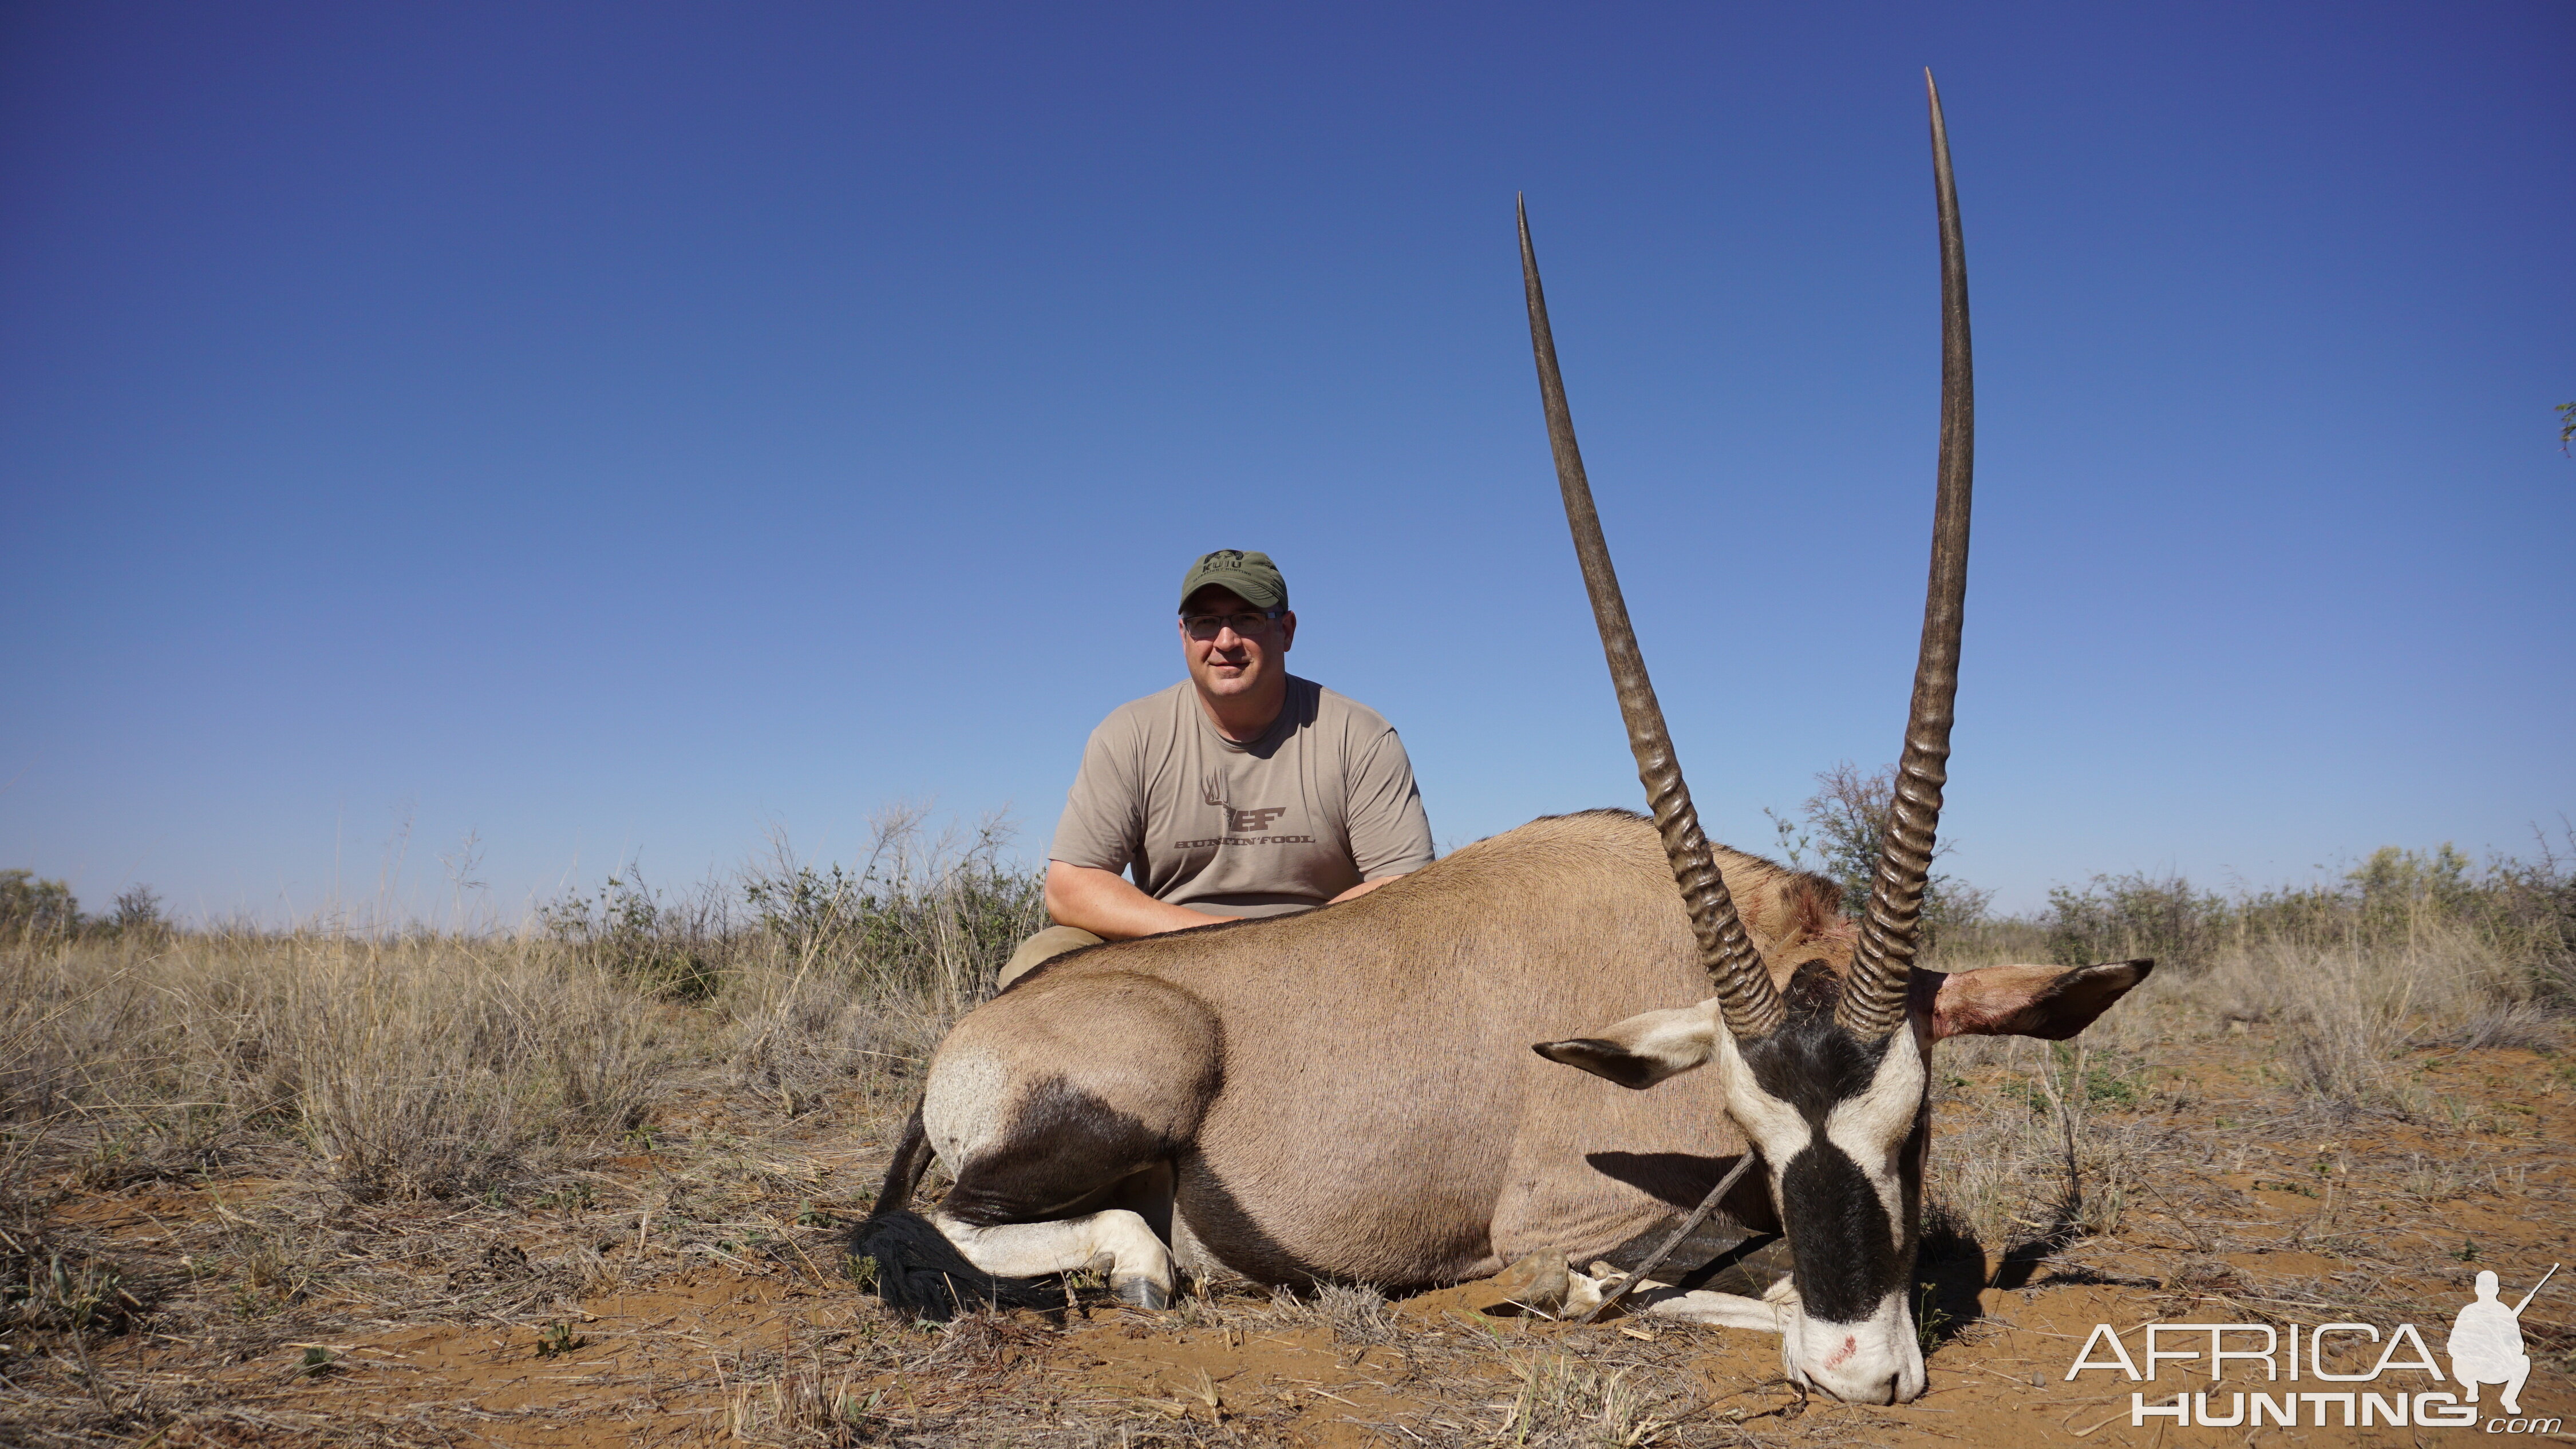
[1050, 676, 1436, 919]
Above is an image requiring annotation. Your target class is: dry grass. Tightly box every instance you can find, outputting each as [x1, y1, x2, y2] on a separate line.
[1, 829, 2569, 1446]
[1, 808, 1043, 1210]
[0, 814, 1049, 1446]
[6, 931, 685, 1205]
[1924, 927, 2565, 1288]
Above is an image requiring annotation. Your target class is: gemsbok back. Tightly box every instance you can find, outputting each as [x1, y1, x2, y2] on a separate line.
[854, 74, 2151, 1406]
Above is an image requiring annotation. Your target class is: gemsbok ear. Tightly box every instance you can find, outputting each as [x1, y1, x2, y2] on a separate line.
[1918, 960, 2154, 1042]
[1533, 1003, 1721, 1090]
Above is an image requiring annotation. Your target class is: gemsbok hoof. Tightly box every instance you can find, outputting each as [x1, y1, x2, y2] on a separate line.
[1111, 1277, 1171, 1310]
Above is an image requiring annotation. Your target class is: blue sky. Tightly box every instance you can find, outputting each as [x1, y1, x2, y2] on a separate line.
[4, 3, 2570, 923]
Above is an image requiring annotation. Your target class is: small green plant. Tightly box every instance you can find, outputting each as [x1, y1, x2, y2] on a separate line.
[2005, 1047, 2140, 1114]
[535, 1320, 584, 1359]
[2083, 1063, 2140, 1107]
[300, 1345, 335, 1377]
[534, 1183, 595, 1213]
[2459, 1237, 2480, 1262]
[5, 1248, 139, 1334]
[73, 1133, 140, 1190]
[1915, 1281, 1951, 1354]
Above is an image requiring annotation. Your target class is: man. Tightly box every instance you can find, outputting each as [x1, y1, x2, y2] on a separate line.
[997, 549, 1435, 987]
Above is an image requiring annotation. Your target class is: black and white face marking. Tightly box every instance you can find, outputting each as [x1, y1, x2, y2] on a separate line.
[1710, 968, 1930, 1404]
[1536, 961, 2157, 1403]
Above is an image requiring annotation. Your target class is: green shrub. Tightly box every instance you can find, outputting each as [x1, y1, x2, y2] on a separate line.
[0, 870, 79, 938]
[1765, 762, 1990, 945]
[2041, 872, 2233, 970]
[2027, 838, 2572, 993]
[538, 870, 725, 1000]
[535, 807, 1048, 1015]
[737, 807, 1046, 1011]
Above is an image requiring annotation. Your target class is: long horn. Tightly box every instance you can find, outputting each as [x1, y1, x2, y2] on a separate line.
[1519, 196, 1784, 1043]
[1840, 70, 1974, 1037]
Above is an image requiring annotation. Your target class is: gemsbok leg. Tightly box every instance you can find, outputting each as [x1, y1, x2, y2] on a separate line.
[852, 968, 1220, 1315]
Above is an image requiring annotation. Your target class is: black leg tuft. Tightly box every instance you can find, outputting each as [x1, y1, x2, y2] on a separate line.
[848, 1210, 1062, 1319]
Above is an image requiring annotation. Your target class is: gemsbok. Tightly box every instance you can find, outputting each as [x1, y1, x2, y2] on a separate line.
[854, 74, 2151, 1405]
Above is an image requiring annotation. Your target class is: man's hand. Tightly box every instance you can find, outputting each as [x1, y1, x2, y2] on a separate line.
[1045, 861, 1243, 940]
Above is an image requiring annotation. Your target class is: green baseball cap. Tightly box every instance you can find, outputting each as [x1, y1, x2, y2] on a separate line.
[1178, 549, 1288, 612]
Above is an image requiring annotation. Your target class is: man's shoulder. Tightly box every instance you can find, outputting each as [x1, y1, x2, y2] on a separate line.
[1089, 680, 1196, 742]
[1298, 678, 1400, 738]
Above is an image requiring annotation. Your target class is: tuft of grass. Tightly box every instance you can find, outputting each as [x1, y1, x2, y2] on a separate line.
[1314, 1280, 1394, 1344]
[1492, 1348, 1674, 1447]
[724, 1345, 882, 1446]
[3, 1244, 144, 1337]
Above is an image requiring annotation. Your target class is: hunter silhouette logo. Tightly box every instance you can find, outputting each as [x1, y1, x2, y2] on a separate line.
[2451, 1265, 2554, 1416]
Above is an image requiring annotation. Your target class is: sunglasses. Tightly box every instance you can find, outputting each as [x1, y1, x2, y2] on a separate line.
[1182, 609, 1285, 640]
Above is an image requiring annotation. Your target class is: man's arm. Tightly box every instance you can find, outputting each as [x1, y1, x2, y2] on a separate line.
[1326, 875, 1401, 905]
[1341, 717, 1436, 882]
[1045, 860, 1243, 939]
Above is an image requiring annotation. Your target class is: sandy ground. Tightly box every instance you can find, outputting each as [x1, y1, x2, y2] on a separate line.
[7, 1030, 2571, 1446]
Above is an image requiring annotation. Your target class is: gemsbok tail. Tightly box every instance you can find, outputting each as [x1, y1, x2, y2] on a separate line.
[849, 1099, 1060, 1318]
